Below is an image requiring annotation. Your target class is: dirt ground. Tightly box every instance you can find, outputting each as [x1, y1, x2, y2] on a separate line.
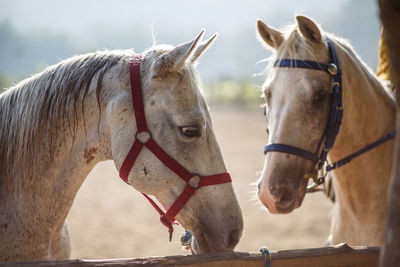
[67, 107, 333, 259]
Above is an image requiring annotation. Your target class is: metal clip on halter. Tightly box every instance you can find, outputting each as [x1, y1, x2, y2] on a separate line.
[304, 168, 326, 193]
[180, 230, 193, 254]
[306, 176, 326, 193]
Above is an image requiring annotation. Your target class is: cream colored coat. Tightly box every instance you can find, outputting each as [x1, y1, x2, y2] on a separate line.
[256, 15, 395, 246]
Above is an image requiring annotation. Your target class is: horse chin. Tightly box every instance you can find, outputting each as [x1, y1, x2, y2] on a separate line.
[260, 178, 308, 214]
[190, 234, 211, 254]
[293, 180, 308, 209]
[191, 232, 228, 254]
[189, 230, 237, 254]
[274, 185, 307, 213]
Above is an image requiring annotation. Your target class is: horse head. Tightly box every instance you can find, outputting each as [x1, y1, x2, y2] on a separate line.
[256, 16, 333, 213]
[106, 31, 243, 253]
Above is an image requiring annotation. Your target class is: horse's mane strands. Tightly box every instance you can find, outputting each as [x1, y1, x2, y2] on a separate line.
[0, 50, 132, 197]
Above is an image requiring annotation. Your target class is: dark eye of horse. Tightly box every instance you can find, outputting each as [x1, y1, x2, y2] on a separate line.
[180, 126, 201, 138]
[266, 128, 269, 135]
[313, 90, 327, 104]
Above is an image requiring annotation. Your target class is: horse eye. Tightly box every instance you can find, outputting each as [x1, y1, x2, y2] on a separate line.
[313, 90, 327, 104]
[266, 128, 270, 135]
[180, 126, 201, 138]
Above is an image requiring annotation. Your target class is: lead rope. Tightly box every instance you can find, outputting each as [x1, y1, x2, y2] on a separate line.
[259, 247, 271, 267]
[180, 230, 194, 254]
[306, 130, 396, 193]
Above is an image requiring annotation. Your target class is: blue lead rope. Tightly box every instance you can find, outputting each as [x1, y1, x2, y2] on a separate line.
[180, 230, 193, 254]
[326, 130, 396, 171]
[259, 247, 271, 267]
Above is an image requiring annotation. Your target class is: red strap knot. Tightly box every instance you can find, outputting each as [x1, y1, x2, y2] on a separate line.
[136, 131, 151, 144]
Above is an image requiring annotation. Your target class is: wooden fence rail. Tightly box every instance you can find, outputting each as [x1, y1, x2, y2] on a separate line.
[0, 243, 380, 267]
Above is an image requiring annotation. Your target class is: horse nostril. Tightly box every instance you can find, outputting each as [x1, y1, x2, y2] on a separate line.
[277, 188, 295, 208]
[228, 229, 241, 249]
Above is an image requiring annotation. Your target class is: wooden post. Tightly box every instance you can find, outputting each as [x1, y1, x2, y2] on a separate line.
[378, 0, 400, 266]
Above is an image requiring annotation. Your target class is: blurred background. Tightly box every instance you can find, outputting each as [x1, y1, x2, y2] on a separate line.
[0, 0, 380, 259]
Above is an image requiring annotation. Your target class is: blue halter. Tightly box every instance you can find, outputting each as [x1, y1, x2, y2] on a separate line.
[264, 38, 343, 169]
[263, 37, 395, 188]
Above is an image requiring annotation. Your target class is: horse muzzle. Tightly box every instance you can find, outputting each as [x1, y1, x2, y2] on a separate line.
[190, 224, 243, 254]
[185, 198, 244, 254]
[258, 163, 309, 214]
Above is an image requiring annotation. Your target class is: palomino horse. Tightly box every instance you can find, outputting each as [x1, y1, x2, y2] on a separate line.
[0, 30, 243, 261]
[256, 15, 396, 246]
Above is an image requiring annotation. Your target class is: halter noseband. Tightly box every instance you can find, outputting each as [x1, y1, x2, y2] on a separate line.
[263, 38, 395, 189]
[119, 54, 232, 241]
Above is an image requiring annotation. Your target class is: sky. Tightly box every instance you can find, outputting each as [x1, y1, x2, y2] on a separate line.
[0, 0, 381, 81]
[0, 0, 349, 37]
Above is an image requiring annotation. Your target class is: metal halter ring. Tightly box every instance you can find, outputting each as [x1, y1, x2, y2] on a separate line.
[135, 131, 151, 144]
[188, 175, 201, 189]
[328, 63, 338, 75]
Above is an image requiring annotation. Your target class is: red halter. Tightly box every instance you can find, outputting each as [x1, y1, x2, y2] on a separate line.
[119, 54, 232, 241]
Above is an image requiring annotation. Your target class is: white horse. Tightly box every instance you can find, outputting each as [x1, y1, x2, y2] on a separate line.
[0, 30, 243, 261]
[256, 15, 396, 246]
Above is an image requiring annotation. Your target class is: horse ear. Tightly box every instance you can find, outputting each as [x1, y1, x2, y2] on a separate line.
[256, 19, 283, 49]
[296, 15, 322, 43]
[161, 30, 204, 72]
[190, 33, 218, 63]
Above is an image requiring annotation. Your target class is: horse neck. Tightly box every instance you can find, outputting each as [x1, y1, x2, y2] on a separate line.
[328, 41, 396, 228]
[1, 74, 113, 227]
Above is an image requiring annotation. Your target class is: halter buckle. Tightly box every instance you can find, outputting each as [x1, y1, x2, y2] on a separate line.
[136, 131, 151, 144]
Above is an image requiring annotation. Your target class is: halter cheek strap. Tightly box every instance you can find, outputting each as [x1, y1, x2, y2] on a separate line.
[119, 54, 232, 241]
